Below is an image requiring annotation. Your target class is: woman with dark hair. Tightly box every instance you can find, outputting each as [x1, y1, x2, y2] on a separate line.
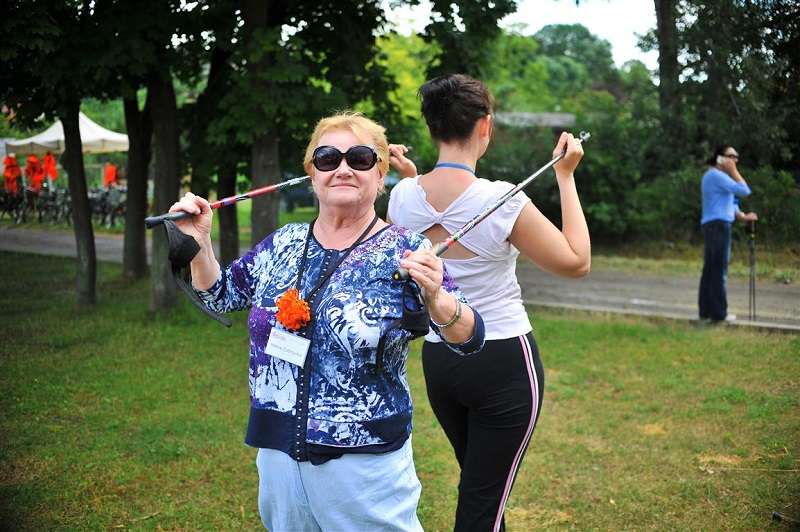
[387, 74, 590, 531]
[698, 145, 758, 322]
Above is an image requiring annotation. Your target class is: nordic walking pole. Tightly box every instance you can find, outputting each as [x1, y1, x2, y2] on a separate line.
[144, 175, 311, 229]
[392, 131, 591, 281]
[748, 219, 757, 321]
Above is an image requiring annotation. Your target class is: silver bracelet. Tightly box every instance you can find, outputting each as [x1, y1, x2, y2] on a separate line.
[431, 295, 462, 329]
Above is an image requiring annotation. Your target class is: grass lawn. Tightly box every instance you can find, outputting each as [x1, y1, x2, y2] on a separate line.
[1, 250, 798, 531]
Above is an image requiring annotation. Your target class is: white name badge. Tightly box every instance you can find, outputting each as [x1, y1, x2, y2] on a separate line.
[265, 328, 311, 367]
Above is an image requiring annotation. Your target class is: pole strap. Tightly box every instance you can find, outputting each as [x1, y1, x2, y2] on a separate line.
[164, 220, 231, 327]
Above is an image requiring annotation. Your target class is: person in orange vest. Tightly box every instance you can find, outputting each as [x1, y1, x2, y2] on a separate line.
[43, 151, 58, 182]
[25, 154, 46, 193]
[3, 153, 22, 195]
[104, 161, 118, 188]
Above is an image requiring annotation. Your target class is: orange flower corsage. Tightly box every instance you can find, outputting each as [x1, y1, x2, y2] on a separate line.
[275, 288, 311, 331]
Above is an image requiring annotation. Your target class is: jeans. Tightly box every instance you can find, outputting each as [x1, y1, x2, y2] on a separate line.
[256, 438, 423, 531]
[698, 220, 732, 321]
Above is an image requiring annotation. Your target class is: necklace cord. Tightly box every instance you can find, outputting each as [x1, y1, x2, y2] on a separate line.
[433, 162, 476, 175]
[294, 213, 380, 303]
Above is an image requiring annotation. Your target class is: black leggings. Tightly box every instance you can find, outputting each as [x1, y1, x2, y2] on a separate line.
[422, 333, 544, 532]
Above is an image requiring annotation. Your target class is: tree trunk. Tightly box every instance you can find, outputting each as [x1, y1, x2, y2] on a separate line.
[148, 71, 182, 312]
[655, 0, 683, 161]
[60, 103, 97, 307]
[216, 164, 240, 267]
[244, 0, 281, 247]
[122, 94, 153, 281]
[250, 131, 282, 247]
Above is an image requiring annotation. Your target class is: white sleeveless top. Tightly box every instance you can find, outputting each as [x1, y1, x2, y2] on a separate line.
[387, 176, 533, 341]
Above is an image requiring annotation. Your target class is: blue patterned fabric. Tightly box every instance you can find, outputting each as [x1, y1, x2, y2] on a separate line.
[197, 222, 484, 463]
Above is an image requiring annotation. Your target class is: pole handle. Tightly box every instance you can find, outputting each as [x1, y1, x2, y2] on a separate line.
[144, 211, 191, 229]
[392, 242, 449, 281]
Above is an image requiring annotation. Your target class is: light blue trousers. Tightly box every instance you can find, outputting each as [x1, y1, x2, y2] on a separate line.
[256, 438, 423, 531]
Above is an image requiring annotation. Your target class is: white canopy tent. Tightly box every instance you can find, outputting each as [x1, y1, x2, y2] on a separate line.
[5, 112, 129, 155]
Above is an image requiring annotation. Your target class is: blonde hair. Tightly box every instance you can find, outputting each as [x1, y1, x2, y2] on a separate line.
[303, 110, 390, 195]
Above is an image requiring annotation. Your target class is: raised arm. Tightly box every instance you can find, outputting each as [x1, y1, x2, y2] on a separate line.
[388, 144, 418, 178]
[509, 132, 591, 278]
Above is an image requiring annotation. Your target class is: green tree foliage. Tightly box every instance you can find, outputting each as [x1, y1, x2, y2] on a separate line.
[629, 166, 702, 243]
[471, 6, 798, 245]
[758, 1, 800, 174]
[478, 124, 555, 191]
[3, 0, 797, 279]
[649, 0, 799, 179]
[177, 1, 246, 266]
[680, 1, 786, 167]
[420, 0, 518, 77]
[210, 1, 401, 244]
[481, 29, 555, 113]
[474, 23, 658, 242]
[533, 23, 620, 92]
[374, 32, 438, 167]
[573, 90, 649, 242]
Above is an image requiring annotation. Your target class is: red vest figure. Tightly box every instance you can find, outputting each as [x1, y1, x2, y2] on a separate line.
[3, 154, 22, 195]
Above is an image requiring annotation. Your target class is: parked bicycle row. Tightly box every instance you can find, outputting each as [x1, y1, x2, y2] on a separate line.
[0, 185, 127, 228]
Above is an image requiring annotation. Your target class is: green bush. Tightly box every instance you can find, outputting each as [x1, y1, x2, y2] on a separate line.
[630, 167, 702, 243]
[630, 165, 799, 246]
[742, 166, 800, 245]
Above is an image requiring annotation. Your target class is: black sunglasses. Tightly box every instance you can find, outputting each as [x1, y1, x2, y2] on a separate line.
[312, 145, 379, 172]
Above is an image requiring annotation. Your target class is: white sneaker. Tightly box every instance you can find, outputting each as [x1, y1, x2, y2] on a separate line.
[724, 314, 737, 322]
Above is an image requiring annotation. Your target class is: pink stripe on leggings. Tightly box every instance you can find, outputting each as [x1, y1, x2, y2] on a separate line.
[492, 334, 540, 532]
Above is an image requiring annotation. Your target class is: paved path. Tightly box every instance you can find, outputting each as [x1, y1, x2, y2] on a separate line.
[515, 260, 800, 332]
[2, 225, 798, 332]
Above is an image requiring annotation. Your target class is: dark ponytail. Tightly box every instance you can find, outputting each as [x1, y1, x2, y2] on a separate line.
[418, 74, 494, 144]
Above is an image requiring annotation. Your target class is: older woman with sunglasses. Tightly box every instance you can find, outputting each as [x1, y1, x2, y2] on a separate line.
[168, 110, 484, 531]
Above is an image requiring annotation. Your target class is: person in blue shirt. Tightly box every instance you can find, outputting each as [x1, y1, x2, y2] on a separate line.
[698, 145, 758, 322]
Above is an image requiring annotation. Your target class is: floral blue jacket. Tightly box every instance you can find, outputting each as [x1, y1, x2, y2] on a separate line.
[197, 222, 485, 463]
